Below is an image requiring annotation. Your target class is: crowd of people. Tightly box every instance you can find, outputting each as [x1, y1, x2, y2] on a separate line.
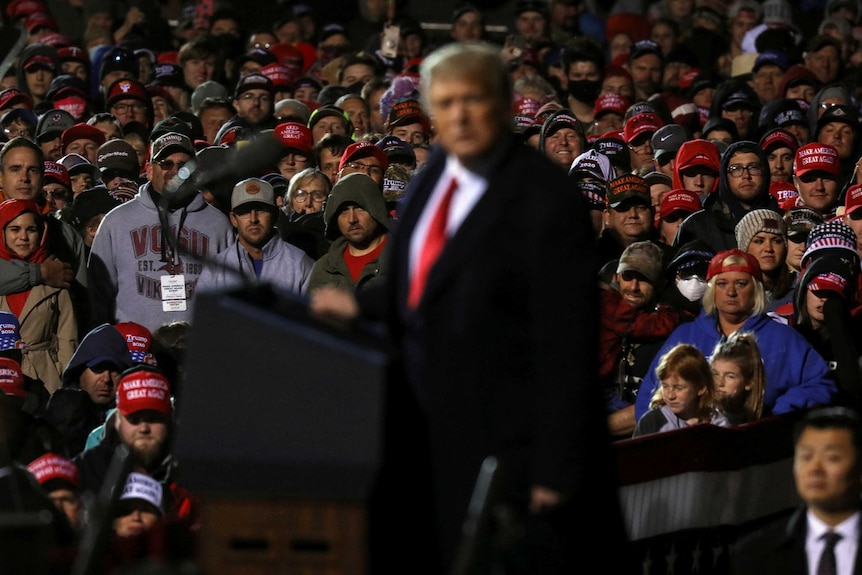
[2, 0, 862, 572]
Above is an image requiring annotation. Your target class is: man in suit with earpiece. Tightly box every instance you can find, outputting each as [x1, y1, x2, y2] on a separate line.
[731, 406, 862, 575]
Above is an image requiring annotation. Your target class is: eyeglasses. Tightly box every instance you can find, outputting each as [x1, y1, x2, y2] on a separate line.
[239, 93, 272, 104]
[678, 272, 706, 281]
[848, 210, 862, 221]
[726, 163, 763, 178]
[787, 231, 810, 243]
[252, 42, 273, 50]
[155, 159, 187, 171]
[798, 172, 837, 184]
[628, 140, 652, 153]
[294, 190, 327, 203]
[343, 161, 383, 177]
[45, 189, 68, 199]
[3, 126, 32, 139]
[111, 102, 147, 114]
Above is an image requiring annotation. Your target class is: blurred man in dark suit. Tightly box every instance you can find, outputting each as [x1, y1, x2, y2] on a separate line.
[311, 42, 633, 574]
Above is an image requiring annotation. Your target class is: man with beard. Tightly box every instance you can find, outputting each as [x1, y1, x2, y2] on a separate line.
[815, 104, 860, 189]
[599, 241, 681, 438]
[627, 40, 664, 102]
[308, 173, 390, 293]
[47, 323, 135, 457]
[195, 177, 314, 294]
[563, 36, 605, 125]
[87, 132, 234, 332]
[676, 140, 778, 252]
[74, 366, 181, 510]
[231, 74, 276, 130]
[35, 109, 75, 162]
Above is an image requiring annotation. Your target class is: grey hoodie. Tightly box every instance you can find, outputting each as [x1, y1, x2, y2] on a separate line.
[87, 183, 234, 332]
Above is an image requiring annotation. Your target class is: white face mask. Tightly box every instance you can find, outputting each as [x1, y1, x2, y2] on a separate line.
[677, 277, 707, 302]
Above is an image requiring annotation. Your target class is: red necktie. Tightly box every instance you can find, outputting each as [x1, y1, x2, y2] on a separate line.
[408, 177, 458, 309]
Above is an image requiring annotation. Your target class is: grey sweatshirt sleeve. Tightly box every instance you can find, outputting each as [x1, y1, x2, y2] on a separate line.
[0, 259, 40, 295]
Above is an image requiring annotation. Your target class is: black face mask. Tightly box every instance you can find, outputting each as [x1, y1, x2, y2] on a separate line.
[345, 81, 364, 95]
[568, 80, 601, 104]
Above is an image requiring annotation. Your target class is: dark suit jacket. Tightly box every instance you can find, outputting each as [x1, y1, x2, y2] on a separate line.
[366, 139, 634, 573]
[730, 506, 862, 575]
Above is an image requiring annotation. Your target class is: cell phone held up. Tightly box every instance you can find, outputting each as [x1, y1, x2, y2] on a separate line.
[381, 23, 400, 59]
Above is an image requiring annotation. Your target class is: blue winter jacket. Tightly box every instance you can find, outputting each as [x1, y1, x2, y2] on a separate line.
[634, 310, 837, 420]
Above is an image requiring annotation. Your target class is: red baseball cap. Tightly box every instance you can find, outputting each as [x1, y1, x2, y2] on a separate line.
[624, 112, 662, 144]
[23, 54, 55, 73]
[27, 453, 79, 487]
[268, 43, 304, 75]
[676, 139, 720, 173]
[57, 46, 89, 67]
[707, 249, 763, 282]
[115, 368, 172, 417]
[339, 141, 390, 172]
[513, 97, 541, 117]
[0, 88, 33, 111]
[660, 189, 701, 220]
[114, 321, 157, 365]
[793, 143, 840, 178]
[759, 128, 798, 154]
[678, 68, 701, 91]
[260, 63, 293, 90]
[594, 93, 629, 117]
[844, 183, 862, 215]
[0, 357, 25, 398]
[808, 272, 849, 297]
[61, 123, 106, 151]
[6, 0, 46, 20]
[24, 11, 56, 33]
[770, 180, 799, 204]
[43, 161, 70, 187]
[274, 122, 313, 155]
[106, 78, 149, 109]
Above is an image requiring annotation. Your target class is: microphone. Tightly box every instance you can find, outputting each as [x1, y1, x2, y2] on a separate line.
[163, 134, 286, 206]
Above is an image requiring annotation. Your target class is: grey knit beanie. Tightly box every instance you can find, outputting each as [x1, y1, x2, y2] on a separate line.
[735, 209, 786, 251]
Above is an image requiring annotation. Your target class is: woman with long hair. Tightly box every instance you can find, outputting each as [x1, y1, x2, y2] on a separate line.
[711, 332, 767, 424]
[633, 343, 728, 437]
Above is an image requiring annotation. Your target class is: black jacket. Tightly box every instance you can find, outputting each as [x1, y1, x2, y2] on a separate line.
[676, 140, 778, 252]
[730, 506, 862, 575]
